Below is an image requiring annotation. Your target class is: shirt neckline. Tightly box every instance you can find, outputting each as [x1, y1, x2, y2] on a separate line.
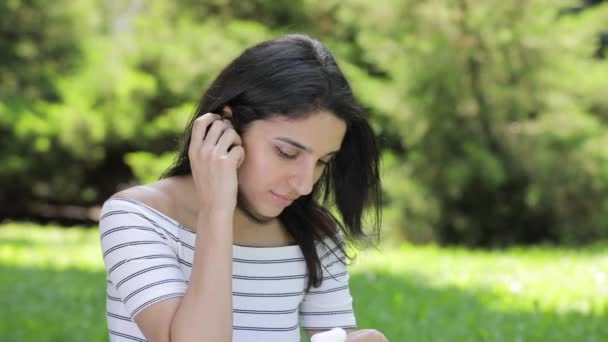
[107, 197, 302, 250]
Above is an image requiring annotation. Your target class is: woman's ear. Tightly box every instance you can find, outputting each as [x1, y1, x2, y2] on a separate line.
[222, 106, 233, 119]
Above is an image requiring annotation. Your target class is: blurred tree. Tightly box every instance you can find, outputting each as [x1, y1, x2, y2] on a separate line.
[0, 0, 272, 220]
[0, 0, 100, 218]
[337, 0, 608, 245]
[1, 0, 607, 246]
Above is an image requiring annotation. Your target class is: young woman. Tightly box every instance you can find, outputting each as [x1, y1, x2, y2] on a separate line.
[99, 34, 388, 342]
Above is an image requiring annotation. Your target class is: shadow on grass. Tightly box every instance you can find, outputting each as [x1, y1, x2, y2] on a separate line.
[0, 264, 108, 342]
[350, 271, 606, 342]
[1, 263, 604, 342]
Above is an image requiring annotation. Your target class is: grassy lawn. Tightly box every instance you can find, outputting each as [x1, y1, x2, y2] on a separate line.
[0, 222, 606, 341]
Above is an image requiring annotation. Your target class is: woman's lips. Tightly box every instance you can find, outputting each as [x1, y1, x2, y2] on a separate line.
[270, 191, 294, 206]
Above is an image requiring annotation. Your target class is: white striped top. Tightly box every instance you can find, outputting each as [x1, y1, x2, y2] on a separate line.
[99, 198, 357, 342]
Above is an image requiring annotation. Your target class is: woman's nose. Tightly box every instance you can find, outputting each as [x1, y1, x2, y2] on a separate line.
[288, 164, 315, 196]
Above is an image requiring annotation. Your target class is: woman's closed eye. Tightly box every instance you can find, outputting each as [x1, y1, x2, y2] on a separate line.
[275, 146, 297, 159]
[275, 146, 330, 166]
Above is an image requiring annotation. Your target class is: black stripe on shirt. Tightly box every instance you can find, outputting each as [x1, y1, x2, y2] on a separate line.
[300, 309, 353, 316]
[107, 312, 132, 322]
[100, 225, 166, 241]
[105, 198, 196, 250]
[319, 244, 343, 261]
[233, 324, 299, 332]
[107, 294, 122, 302]
[302, 325, 357, 330]
[319, 258, 347, 286]
[176, 258, 310, 272]
[233, 257, 305, 264]
[108, 254, 177, 275]
[103, 241, 166, 258]
[115, 264, 181, 289]
[325, 256, 346, 268]
[101, 210, 180, 243]
[322, 271, 347, 281]
[131, 292, 185, 318]
[178, 240, 194, 251]
[232, 291, 304, 297]
[232, 274, 307, 281]
[108, 330, 146, 342]
[233, 308, 299, 315]
[177, 257, 192, 267]
[123, 278, 187, 303]
[307, 284, 349, 295]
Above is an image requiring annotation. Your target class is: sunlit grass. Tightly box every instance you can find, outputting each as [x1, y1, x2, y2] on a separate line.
[351, 244, 608, 313]
[349, 245, 607, 341]
[1, 222, 606, 341]
[0, 223, 102, 270]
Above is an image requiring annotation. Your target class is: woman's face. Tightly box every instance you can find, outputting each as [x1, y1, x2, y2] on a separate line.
[236, 110, 347, 219]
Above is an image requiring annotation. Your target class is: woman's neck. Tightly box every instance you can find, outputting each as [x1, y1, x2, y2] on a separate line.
[175, 175, 293, 246]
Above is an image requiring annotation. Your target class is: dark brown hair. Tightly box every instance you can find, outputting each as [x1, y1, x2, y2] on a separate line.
[161, 34, 381, 291]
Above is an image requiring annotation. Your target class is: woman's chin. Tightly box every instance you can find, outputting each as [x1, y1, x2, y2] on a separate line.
[237, 190, 297, 222]
[236, 202, 276, 223]
[254, 205, 284, 220]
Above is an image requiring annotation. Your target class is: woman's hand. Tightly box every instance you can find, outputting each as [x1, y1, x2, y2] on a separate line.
[188, 112, 244, 216]
[346, 329, 389, 342]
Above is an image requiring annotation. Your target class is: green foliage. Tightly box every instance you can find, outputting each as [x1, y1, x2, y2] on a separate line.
[124, 151, 176, 184]
[342, 0, 608, 245]
[1, 224, 606, 341]
[380, 152, 439, 244]
[0, 0, 98, 99]
[0, 0, 274, 209]
[2, 0, 608, 245]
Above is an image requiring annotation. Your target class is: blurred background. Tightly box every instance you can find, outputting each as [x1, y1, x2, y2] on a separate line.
[1, 0, 607, 341]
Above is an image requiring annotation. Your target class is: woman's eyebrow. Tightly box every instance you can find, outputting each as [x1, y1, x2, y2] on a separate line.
[275, 137, 339, 156]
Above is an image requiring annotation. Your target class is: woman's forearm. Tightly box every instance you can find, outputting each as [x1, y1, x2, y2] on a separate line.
[169, 210, 234, 342]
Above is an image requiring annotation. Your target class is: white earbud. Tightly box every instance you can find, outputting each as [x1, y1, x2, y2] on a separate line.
[310, 327, 347, 342]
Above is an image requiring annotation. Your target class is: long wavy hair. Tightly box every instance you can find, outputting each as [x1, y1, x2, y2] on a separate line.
[161, 34, 381, 291]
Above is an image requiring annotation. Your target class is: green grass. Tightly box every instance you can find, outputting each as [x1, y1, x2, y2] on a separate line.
[0, 223, 606, 341]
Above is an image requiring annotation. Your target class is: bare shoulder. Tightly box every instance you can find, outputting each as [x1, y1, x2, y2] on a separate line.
[106, 179, 191, 341]
[109, 177, 183, 217]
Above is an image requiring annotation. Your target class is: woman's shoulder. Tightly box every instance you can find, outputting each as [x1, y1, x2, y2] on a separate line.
[105, 177, 184, 220]
[110, 184, 165, 209]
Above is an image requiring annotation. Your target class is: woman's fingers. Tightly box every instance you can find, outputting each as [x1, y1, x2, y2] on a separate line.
[190, 113, 243, 165]
[345, 329, 389, 342]
[227, 145, 245, 168]
[203, 119, 230, 147]
[217, 121, 244, 166]
[188, 113, 242, 212]
[190, 113, 222, 155]
[215, 127, 242, 153]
